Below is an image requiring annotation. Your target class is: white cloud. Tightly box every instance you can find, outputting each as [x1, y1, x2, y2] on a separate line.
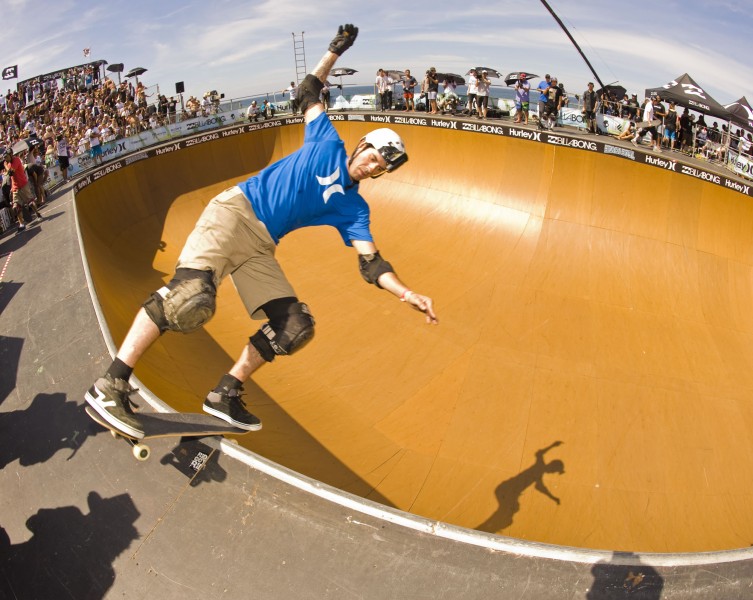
[0, 1, 749, 106]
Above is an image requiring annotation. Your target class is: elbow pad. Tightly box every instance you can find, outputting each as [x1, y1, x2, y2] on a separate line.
[297, 74, 324, 114]
[358, 251, 394, 288]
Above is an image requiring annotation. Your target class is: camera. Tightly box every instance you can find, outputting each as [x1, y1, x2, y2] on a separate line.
[204, 90, 225, 104]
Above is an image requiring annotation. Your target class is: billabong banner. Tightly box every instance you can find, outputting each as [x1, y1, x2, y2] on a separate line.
[2, 65, 18, 80]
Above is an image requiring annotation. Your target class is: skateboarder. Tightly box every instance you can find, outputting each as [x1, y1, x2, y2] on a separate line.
[85, 24, 439, 439]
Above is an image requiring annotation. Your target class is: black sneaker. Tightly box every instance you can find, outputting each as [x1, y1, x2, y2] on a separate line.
[203, 387, 262, 431]
[85, 374, 145, 438]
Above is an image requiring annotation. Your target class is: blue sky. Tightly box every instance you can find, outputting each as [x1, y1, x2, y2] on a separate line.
[3, 0, 751, 106]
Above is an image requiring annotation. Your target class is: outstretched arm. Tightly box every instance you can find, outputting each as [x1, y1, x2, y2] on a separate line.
[352, 239, 438, 325]
[303, 24, 358, 123]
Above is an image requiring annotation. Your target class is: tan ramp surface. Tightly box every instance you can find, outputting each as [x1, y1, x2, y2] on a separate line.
[75, 119, 753, 553]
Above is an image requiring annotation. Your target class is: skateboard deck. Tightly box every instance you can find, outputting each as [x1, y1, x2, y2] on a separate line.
[85, 406, 249, 461]
[634, 118, 661, 129]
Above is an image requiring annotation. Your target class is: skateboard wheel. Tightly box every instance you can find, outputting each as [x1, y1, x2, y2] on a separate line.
[133, 443, 151, 461]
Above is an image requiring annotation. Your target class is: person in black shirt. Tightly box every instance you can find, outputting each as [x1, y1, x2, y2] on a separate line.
[582, 82, 598, 134]
[679, 109, 694, 154]
[538, 76, 562, 130]
[662, 101, 678, 150]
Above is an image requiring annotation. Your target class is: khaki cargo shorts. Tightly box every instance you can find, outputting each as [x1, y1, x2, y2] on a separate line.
[12, 183, 34, 208]
[177, 186, 296, 319]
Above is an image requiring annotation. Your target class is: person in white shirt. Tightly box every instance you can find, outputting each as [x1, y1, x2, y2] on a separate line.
[476, 70, 491, 119]
[632, 96, 662, 152]
[283, 82, 298, 114]
[375, 69, 390, 111]
[465, 69, 478, 116]
[246, 100, 261, 122]
[86, 125, 104, 165]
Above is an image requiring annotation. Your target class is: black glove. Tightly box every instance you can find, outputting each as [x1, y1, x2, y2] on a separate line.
[329, 24, 358, 56]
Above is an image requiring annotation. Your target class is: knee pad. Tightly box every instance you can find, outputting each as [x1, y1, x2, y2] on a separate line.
[250, 299, 315, 362]
[143, 268, 216, 333]
[296, 74, 324, 114]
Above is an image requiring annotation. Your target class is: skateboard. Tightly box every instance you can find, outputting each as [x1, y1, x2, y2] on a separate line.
[85, 406, 250, 461]
[634, 118, 661, 129]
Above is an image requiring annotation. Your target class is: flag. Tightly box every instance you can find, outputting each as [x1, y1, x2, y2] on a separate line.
[2, 65, 18, 80]
[83, 48, 91, 58]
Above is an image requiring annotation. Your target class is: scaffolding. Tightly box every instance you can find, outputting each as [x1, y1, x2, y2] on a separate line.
[291, 32, 307, 85]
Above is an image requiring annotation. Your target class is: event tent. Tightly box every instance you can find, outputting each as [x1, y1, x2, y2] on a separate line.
[645, 73, 731, 121]
[725, 97, 753, 131]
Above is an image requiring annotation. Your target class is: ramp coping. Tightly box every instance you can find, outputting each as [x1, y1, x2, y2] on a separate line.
[69, 122, 753, 570]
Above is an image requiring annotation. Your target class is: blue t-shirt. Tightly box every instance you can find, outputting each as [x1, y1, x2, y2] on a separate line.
[537, 80, 550, 103]
[237, 112, 372, 246]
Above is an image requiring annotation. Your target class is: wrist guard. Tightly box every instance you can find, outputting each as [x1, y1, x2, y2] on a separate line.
[297, 75, 324, 114]
[329, 24, 358, 56]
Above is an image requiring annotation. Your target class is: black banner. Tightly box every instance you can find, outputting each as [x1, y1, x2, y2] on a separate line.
[2, 65, 18, 80]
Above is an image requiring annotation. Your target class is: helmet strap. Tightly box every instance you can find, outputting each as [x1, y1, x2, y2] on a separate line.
[347, 140, 370, 169]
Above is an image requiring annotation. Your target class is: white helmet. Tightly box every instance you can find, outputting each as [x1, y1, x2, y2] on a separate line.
[361, 128, 408, 176]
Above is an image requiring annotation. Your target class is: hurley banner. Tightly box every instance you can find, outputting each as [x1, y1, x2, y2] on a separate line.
[2, 65, 18, 80]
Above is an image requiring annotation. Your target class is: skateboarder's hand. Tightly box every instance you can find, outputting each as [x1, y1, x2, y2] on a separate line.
[403, 291, 438, 325]
[329, 24, 358, 56]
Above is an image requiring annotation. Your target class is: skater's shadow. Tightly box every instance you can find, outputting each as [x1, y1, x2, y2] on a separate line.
[160, 438, 229, 487]
[477, 440, 565, 534]
[587, 552, 664, 599]
[0, 491, 139, 599]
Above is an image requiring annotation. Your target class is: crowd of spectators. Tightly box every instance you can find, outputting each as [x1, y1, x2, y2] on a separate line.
[0, 63, 749, 202]
[0, 65, 229, 171]
[593, 89, 751, 162]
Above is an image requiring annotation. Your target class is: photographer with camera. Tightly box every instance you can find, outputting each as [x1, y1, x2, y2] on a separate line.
[465, 69, 478, 116]
[476, 70, 491, 120]
[246, 100, 261, 122]
[3, 147, 42, 232]
[425, 67, 439, 114]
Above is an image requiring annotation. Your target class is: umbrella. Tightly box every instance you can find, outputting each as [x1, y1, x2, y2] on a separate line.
[329, 67, 357, 90]
[107, 62, 124, 84]
[125, 67, 148, 86]
[504, 72, 539, 86]
[436, 73, 466, 86]
[330, 67, 357, 77]
[597, 84, 627, 101]
[470, 67, 502, 78]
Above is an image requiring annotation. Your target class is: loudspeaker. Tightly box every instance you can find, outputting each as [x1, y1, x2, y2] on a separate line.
[175, 81, 185, 94]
